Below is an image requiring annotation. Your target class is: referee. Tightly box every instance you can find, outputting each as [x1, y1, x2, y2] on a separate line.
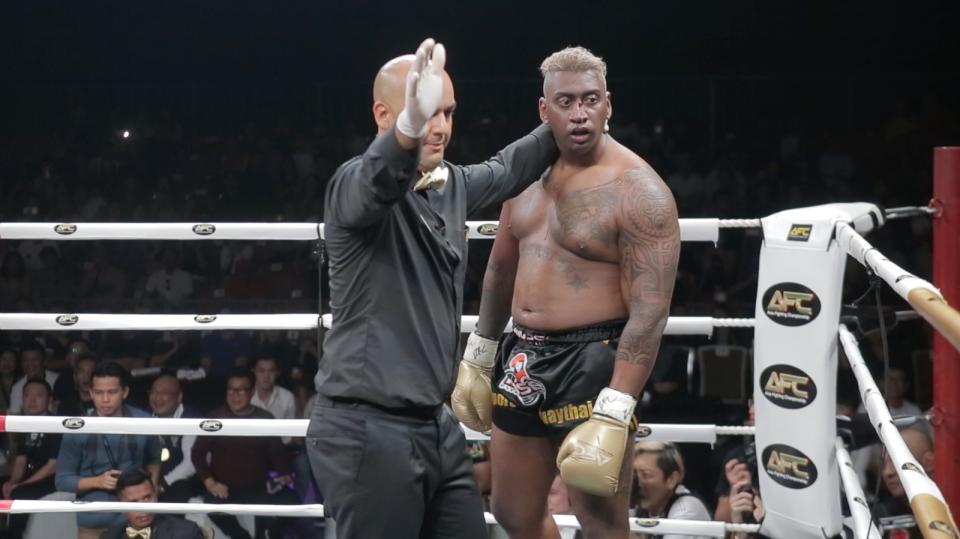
[306, 38, 557, 539]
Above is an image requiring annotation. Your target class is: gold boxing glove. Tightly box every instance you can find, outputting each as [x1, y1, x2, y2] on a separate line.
[556, 387, 637, 497]
[451, 332, 499, 432]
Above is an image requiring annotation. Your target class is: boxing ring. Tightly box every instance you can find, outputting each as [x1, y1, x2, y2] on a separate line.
[0, 149, 959, 538]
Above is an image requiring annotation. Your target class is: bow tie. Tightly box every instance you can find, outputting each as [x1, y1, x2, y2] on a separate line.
[126, 526, 151, 538]
[413, 166, 449, 192]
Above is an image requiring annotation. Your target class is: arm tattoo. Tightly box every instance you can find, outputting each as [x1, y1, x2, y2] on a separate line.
[616, 167, 680, 366]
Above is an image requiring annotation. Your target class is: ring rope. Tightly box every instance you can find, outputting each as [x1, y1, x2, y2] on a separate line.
[835, 438, 883, 539]
[0, 499, 324, 518]
[0, 499, 761, 537]
[0, 222, 322, 241]
[0, 313, 754, 337]
[717, 218, 762, 228]
[840, 325, 958, 537]
[837, 222, 960, 353]
[129, 366, 206, 381]
[0, 219, 758, 243]
[883, 205, 938, 220]
[0, 415, 753, 443]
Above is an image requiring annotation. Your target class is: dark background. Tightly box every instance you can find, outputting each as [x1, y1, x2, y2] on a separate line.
[4, 1, 959, 82]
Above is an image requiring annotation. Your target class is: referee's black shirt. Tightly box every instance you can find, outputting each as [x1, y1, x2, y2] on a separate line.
[316, 124, 556, 409]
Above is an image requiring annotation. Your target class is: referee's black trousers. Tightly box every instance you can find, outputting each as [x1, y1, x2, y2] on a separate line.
[306, 397, 487, 539]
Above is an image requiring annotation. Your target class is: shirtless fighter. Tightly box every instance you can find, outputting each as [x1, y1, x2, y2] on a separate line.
[451, 46, 680, 538]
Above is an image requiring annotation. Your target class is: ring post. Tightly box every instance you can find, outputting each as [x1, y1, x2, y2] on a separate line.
[752, 203, 881, 538]
[933, 146, 960, 513]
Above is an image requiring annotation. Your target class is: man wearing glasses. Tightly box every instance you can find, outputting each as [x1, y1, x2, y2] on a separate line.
[191, 370, 298, 539]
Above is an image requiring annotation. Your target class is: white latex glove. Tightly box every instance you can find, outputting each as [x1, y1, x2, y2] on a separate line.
[396, 38, 446, 138]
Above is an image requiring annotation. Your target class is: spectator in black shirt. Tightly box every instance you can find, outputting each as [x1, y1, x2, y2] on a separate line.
[54, 352, 97, 416]
[148, 374, 199, 503]
[0, 348, 18, 412]
[99, 469, 205, 539]
[2, 379, 62, 538]
[8, 343, 58, 415]
[713, 400, 758, 522]
[728, 477, 767, 539]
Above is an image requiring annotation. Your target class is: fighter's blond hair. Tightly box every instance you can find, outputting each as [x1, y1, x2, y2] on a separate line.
[539, 46, 607, 80]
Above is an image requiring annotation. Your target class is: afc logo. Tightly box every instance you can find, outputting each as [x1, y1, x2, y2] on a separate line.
[54, 223, 78, 235]
[56, 314, 79, 326]
[767, 450, 811, 481]
[192, 223, 216, 235]
[765, 372, 810, 399]
[476, 223, 498, 236]
[760, 365, 817, 408]
[62, 417, 85, 430]
[787, 224, 812, 241]
[762, 444, 818, 488]
[199, 420, 223, 432]
[762, 283, 821, 326]
[767, 290, 814, 315]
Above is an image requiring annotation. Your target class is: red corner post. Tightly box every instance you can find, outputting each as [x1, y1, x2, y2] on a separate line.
[933, 146, 960, 511]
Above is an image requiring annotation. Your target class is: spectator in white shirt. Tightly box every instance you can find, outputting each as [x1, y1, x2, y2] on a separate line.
[251, 357, 295, 421]
[9, 342, 58, 415]
[632, 441, 712, 539]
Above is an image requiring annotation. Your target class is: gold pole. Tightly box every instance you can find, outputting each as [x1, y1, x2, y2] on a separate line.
[907, 288, 960, 353]
[909, 493, 959, 539]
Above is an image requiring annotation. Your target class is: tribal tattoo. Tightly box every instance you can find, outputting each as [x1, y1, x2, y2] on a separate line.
[615, 166, 680, 367]
[519, 243, 591, 291]
[555, 179, 620, 247]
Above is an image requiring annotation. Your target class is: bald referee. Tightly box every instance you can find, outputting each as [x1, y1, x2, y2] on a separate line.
[306, 38, 557, 539]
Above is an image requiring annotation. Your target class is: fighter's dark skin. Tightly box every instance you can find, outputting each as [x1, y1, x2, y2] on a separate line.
[480, 70, 680, 539]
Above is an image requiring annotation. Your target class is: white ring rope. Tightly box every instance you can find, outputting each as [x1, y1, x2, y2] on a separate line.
[835, 222, 941, 300]
[1, 416, 306, 437]
[0, 499, 760, 536]
[462, 423, 755, 444]
[129, 366, 207, 381]
[837, 221, 960, 354]
[0, 219, 760, 243]
[717, 218, 762, 229]
[0, 415, 753, 443]
[0, 313, 321, 331]
[839, 325, 948, 506]
[0, 499, 324, 518]
[0, 222, 322, 241]
[0, 313, 754, 337]
[835, 438, 883, 539]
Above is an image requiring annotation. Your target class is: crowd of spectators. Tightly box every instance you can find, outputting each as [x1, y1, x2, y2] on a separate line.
[0, 77, 955, 537]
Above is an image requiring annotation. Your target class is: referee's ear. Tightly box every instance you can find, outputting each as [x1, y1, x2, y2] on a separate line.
[373, 100, 396, 135]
